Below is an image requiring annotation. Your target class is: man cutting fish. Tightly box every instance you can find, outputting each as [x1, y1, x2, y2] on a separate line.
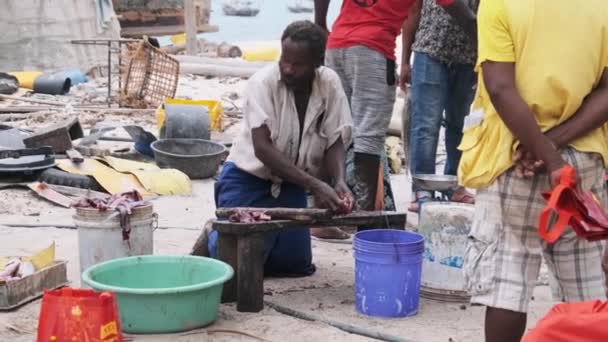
[201, 21, 354, 277]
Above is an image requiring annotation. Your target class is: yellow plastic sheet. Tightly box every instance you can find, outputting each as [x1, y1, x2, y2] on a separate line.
[100, 156, 191, 196]
[27, 242, 55, 271]
[57, 159, 156, 198]
[157, 98, 224, 131]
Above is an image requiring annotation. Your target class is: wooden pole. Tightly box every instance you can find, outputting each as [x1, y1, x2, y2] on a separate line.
[184, 0, 199, 55]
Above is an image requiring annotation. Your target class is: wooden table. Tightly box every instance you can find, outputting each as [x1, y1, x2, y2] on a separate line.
[212, 211, 407, 313]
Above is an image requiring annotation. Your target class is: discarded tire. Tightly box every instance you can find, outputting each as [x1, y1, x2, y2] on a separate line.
[38, 168, 103, 191]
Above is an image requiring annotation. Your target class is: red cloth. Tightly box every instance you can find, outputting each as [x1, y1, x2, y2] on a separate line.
[327, 0, 455, 60]
[523, 300, 608, 342]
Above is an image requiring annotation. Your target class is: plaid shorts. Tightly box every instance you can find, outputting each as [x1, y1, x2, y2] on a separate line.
[464, 149, 607, 313]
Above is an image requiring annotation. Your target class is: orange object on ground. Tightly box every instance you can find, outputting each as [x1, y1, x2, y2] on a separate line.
[523, 300, 608, 342]
[539, 164, 608, 242]
[37, 288, 123, 342]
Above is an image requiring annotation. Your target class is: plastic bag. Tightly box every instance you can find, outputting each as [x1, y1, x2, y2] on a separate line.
[37, 288, 122, 342]
[523, 300, 608, 342]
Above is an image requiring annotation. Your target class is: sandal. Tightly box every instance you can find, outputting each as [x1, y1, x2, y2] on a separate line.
[311, 227, 350, 240]
[450, 187, 475, 204]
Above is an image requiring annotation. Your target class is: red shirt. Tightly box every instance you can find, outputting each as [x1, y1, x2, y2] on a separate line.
[327, 0, 455, 60]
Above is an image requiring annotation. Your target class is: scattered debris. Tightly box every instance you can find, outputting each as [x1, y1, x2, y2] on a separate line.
[385, 136, 405, 174]
[23, 117, 83, 153]
[0, 73, 19, 95]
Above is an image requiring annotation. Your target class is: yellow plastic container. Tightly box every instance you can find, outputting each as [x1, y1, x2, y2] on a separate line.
[9, 71, 42, 89]
[242, 47, 280, 62]
[156, 98, 224, 132]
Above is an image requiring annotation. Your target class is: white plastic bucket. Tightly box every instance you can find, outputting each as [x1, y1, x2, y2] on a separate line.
[418, 202, 474, 302]
[74, 204, 157, 276]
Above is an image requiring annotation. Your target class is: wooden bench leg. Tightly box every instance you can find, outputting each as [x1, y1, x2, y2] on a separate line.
[217, 233, 238, 303]
[236, 233, 265, 312]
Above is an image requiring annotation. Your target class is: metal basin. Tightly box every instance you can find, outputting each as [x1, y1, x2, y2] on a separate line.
[151, 139, 226, 179]
[412, 174, 459, 192]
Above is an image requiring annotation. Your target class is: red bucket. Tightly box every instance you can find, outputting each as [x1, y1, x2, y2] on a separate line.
[37, 288, 123, 342]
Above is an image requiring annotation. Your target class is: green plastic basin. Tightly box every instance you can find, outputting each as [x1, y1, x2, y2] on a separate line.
[81, 255, 234, 334]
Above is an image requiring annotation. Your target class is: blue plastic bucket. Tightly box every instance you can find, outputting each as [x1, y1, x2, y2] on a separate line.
[353, 229, 425, 318]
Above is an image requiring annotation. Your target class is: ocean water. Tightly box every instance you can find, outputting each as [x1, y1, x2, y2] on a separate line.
[200, 0, 342, 43]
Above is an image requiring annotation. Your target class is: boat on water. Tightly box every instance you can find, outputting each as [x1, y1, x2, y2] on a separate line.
[287, 0, 314, 13]
[222, 0, 261, 17]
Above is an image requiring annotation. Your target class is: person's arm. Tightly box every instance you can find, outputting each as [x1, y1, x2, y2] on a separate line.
[513, 69, 608, 178]
[483, 62, 566, 176]
[400, 0, 422, 89]
[252, 125, 343, 210]
[324, 138, 346, 186]
[546, 69, 608, 148]
[314, 0, 331, 32]
[439, 0, 477, 44]
[323, 137, 353, 211]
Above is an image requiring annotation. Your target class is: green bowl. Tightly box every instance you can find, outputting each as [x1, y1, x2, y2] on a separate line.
[82, 255, 234, 334]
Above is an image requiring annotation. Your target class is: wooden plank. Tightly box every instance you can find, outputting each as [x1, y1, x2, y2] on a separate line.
[45, 184, 109, 200]
[184, 0, 198, 55]
[214, 212, 407, 235]
[236, 234, 265, 312]
[217, 232, 238, 303]
[27, 182, 73, 208]
[66, 148, 84, 164]
[215, 208, 331, 221]
[0, 94, 66, 107]
[120, 24, 218, 37]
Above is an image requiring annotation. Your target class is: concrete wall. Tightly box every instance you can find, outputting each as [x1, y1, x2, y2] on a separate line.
[0, 0, 121, 72]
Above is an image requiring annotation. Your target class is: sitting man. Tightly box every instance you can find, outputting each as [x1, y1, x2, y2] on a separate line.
[205, 21, 354, 277]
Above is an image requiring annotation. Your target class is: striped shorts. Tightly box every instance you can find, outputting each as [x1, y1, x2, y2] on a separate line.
[325, 46, 396, 155]
[464, 149, 607, 313]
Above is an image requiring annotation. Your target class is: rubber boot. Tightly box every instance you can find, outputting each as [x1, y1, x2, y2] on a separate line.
[354, 152, 381, 232]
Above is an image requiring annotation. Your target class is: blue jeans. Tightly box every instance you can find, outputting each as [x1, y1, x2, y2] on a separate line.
[409, 52, 476, 193]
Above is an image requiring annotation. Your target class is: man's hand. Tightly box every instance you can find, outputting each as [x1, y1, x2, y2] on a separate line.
[399, 64, 412, 90]
[334, 180, 354, 214]
[513, 146, 544, 178]
[311, 180, 344, 212]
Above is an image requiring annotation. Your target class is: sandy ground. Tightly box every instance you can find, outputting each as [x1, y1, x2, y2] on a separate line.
[0, 73, 558, 341]
[0, 172, 557, 342]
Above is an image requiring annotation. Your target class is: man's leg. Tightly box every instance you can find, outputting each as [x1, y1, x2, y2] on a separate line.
[443, 62, 477, 202]
[408, 52, 448, 207]
[485, 308, 527, 342]
[464, 169, 546, 342]
[444, 63, 476, 176]
[343, 46, 396, 214]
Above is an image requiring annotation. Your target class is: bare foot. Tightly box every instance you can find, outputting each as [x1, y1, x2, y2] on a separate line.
[311, 227, 350, 240]
[191, 219, 214, 256]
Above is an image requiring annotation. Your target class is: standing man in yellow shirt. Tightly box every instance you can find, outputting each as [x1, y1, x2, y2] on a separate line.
[459, 0, 608, 341]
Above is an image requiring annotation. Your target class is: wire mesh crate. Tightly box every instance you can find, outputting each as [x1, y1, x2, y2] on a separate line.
[120, 41, 179, 108]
